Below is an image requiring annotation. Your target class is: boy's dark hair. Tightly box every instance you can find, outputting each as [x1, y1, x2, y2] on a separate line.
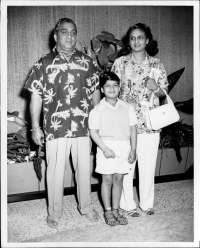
[100, 71, 120, 88]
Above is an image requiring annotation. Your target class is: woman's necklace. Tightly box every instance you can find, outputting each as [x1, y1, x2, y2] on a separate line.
[132, 53, 146, 65]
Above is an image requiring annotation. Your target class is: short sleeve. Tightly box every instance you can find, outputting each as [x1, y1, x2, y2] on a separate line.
[129, 104, 138, 126]
[24, 59, 44, 99]
[111, 58, 122, 81]
[88, 107, 100, 130]
[88, 58, 100, 95]
[157, 61, 169, 89]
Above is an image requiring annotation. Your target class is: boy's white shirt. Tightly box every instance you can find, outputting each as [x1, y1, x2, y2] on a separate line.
[99, 97, 128, 110]
[89, 97, 138, 130]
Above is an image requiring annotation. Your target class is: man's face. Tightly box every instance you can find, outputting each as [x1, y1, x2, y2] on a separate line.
[54, 22, 77, 52]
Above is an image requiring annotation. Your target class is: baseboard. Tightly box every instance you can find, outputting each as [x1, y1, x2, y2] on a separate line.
[7, 169, 193, 203]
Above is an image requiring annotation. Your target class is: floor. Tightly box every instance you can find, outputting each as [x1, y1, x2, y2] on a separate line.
[6, 179, 194, 245]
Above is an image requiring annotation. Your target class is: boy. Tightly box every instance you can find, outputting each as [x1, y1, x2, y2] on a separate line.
[89, 71, 137, 226]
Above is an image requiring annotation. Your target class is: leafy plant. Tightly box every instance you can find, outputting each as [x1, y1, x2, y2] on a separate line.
[159, 120, 193, 163]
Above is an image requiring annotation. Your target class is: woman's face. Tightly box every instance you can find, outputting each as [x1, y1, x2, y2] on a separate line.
[129, 28, 149, 52]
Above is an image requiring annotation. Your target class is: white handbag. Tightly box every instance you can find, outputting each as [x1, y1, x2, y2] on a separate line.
[145, 90, 180, 130]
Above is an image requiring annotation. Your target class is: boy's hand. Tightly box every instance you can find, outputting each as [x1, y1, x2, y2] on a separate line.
[128, 150, 136, 164]
[103, 148, 116, 159]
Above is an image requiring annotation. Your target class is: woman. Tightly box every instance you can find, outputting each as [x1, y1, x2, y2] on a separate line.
[111, 23, 169, 216]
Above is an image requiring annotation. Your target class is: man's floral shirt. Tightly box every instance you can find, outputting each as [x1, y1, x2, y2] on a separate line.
[111, 53, 168, 134]
[24, 47, 100, 141]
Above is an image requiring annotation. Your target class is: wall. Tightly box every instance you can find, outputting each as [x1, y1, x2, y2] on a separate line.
[7, 5, 193, 133]
[8, 147, 193, 195]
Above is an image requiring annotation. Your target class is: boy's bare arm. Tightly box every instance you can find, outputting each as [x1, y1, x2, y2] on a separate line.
[130, 125, 137, 151]
[90, 129, 116, 158]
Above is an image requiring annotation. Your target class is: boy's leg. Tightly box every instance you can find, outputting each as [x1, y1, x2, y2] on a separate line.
[102, 174, 119, 226]
[71, 137, 94, 215]
[112, 173, 124, 209]
[101, 174, 113, 209]
[112, 174, 128, 225]
[120, 161, 137, 211]
[137, 133, 160, 211]
[46, 138, 71, 220]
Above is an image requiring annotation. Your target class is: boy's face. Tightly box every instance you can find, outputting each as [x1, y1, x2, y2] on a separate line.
[101, 80, 120, 99]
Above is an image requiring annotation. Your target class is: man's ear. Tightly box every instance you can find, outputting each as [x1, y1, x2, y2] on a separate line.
[54, 33, 57, 43]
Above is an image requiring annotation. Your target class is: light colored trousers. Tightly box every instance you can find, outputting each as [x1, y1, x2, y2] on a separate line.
[120, 132, 160, 211]
[46, 137, 93, 219]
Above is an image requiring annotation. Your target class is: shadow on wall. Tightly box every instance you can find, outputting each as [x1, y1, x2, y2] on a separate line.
[19, 29, 56, 132]
[48, 29, 56, 51]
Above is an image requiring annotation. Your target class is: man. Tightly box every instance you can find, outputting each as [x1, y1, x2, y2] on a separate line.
[24, 18, 101, 228]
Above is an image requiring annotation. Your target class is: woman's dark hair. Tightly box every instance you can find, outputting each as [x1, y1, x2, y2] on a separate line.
[100, 71, 120, 88]
[118, 23, 159, 57]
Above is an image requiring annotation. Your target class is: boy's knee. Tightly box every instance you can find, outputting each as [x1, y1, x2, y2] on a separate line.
[113, 174, 123, 185]
[102, 175, 113, 185]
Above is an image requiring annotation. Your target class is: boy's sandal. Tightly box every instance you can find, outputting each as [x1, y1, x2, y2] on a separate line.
[85, 209, 99, 222]
[127, 209, 140, 217]
[144, 208, 155, 216]
[46, 216, 59, 228]
[112, 209, 128, 225]
[104, 210, 119, 226]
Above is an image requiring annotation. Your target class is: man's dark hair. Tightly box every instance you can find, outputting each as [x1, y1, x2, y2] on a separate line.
[54, 18, 77, 34]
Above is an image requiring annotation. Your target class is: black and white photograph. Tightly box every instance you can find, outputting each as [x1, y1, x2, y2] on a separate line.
[1, 0, 200, 247]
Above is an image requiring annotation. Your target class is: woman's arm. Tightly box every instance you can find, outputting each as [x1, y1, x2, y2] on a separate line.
[145, 77, 167, 98]
[128, 125, 137, 163]
[90, 129, 116, 158]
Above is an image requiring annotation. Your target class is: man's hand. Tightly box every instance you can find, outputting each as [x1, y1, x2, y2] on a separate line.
[31, 128, 44, 147]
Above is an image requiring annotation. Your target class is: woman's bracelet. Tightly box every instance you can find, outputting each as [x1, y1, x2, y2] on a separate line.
[153, 86, 160, 94]
[30, 126, 41, 132]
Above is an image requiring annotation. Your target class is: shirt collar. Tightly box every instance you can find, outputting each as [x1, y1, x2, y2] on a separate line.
[128, 51, 149, 64]
[99, 97, 128, 110]
[52, 46, 83, 60]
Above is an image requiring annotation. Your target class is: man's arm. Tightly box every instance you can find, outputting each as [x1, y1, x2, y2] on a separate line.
[30, 93, 44, 146]
[92, 89, 101, 106]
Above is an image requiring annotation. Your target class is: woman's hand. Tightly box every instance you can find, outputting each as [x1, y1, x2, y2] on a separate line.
[145, 76, 158, 91]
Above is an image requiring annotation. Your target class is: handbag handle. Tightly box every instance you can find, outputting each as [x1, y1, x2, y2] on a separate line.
[149, 88, 173, 106]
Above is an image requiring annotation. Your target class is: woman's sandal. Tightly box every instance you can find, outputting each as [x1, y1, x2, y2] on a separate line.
[144, 208, 155, 215]
[127, 209, 140, 217]
[46, 216, 59, 228]
[104, 210, 119, 226]
[112, 209, 128, 225]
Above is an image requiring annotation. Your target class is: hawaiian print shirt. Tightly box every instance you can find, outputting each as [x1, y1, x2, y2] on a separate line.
[111, 53, 169, 134]
[24, 47, 100, 141]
